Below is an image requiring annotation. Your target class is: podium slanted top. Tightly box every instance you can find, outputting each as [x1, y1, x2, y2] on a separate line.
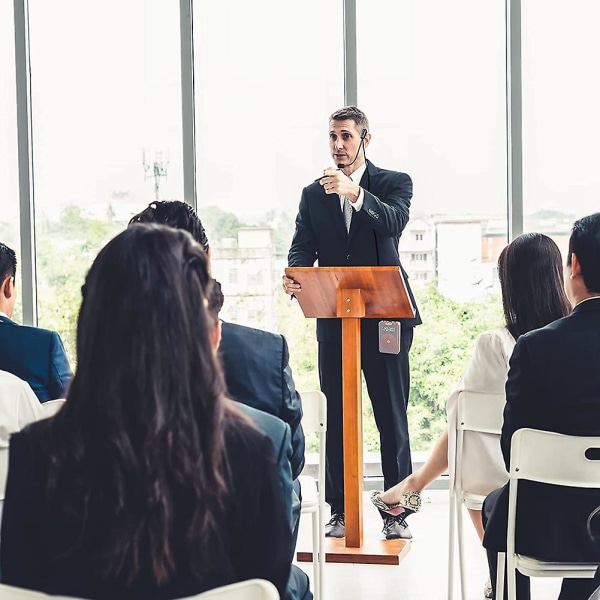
[285, 266, 416, 320]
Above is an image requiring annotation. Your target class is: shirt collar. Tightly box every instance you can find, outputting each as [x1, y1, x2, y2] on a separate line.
[573, 296, 600, 309]
[348, 161, 367, 184]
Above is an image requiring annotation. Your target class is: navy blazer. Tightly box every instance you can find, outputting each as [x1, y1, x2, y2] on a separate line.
[219, 321, 305, 480]
[288, 160, 421, 342]
[0, 316, 72, 402]
[483, 298, 600, 562]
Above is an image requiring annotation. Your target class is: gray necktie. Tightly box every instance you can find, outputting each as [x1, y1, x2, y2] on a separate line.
[343, 196, 353, 232]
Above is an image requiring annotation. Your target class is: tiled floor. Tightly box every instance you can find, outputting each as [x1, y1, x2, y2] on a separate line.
[294, 490, 563, 599]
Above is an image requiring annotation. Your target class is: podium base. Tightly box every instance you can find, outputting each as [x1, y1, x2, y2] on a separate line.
[297, 534, 411, 565]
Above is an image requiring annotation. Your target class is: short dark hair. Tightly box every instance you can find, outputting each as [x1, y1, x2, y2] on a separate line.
[129, 201, 209, 252]
[0, 243, 17, 283]
[498, 232, 571, 340]
[567, 213, 600, 293]
[329, 105, 370, 133]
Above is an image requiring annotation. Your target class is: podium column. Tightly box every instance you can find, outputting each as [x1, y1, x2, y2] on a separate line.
[337, 288, 364, 548]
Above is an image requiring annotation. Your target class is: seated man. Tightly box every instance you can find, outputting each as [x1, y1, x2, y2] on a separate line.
[0, 243, 72, 402]
[128, 202, 305, 550]
[483, 213, 600, 600]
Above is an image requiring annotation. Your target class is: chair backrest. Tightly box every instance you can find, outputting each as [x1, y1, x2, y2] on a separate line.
[452, 391, 506, 497]
[193, 579, 279, 600]
[507, 428, 600, 559]
[299, 390, 327, 435]
[457, 391, 505, 434]
[39, 398, 66, 419]
[0, 584, 49, 598]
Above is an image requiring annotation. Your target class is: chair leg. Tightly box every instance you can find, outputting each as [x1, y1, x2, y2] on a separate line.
[506, 552, 516, 600]
[496, 552, 505, 600]
[448, 490, 456, 600]
[311, 510, 320, 600]
[456, 498, 467, 600]
[318, 505, 326, 600]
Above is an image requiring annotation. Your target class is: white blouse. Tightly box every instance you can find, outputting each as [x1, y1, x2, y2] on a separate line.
[446, 327, 516, 496]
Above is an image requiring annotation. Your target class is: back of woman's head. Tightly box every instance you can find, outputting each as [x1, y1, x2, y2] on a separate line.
[48, 224, 230, 585]
[498, 232, 571, 340]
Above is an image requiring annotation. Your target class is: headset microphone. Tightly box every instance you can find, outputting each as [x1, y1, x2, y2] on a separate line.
[316, 129, 369, 180]
[336, 130, 368, 170]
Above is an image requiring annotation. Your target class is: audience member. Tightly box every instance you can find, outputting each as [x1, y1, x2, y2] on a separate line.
[0, 225, 295, 599]
[0, 243, 72, 401]
[129, 201, 306, 529]
[371, 233, 570, 598]
[483, 213, 600, 600]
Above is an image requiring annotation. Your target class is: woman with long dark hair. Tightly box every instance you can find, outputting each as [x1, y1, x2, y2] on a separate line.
[0, 225, 292, 599]
[370, 233, 570, 595]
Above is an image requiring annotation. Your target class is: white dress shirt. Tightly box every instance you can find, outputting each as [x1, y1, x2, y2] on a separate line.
[339, 161, 367, 213]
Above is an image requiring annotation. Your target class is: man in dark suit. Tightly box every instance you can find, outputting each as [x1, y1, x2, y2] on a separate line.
[128, 202, 305, 526]
[284, 106, 421, 540]
[0, 243, 72, 402]
[483, 213, 600, 600]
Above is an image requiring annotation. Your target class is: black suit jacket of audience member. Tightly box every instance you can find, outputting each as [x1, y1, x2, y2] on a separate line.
[483, 298, 600, 562]
[219, 321, 305, 480]
[287, 159, 421, 344]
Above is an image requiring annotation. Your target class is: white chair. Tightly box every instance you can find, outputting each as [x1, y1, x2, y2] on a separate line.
[448, 391, 506, 600]
[0, 584, 49, 598]
[39, 398, 66, 418]
[193, 578, 279, 599]
[0, 579, 279, 600]
[297, 390, 327, 600]
[496, 428, 600, 600]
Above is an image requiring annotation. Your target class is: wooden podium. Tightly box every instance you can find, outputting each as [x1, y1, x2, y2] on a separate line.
[285, 266, 416, 564]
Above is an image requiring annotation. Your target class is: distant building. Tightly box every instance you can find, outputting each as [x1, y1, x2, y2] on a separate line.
[398, 218, 436, 286]
[210, 227, 278, 330]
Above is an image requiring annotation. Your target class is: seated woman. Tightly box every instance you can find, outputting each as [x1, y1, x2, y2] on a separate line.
[372, 233, 570, 540]
[0, 225, 293, 599]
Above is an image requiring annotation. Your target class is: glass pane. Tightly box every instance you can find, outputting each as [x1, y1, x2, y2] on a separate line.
[357, 0, 507, 449]
[522, 0, 600, 256]
[193, 0, 344, 392]
[28, 0, 183, 361]
[0, 1, 21, 321]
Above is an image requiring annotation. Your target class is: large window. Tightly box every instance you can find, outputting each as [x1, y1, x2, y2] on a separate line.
[521, 0, 600, 255]
[28, 0, 184, 360]
[357, 0, 507, 448]
[0, 1, 21, 320]
[193, 0, 344, 391]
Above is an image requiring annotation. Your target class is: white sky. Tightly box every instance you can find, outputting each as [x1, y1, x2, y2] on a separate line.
[1, 0, 600, 224]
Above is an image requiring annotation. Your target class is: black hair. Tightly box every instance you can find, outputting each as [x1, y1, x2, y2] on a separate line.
[0, 242, 17, 283]
[567, 213, 600, 293]
[498, 233, 571, 340]
[129, 201, 209, 252]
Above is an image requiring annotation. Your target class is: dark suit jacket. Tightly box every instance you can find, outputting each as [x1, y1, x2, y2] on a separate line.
[0, 316, 72, 402]
[483, 298, 600, 562]
[235, 402, 294, 534]
[219, 321, 305, 480]
[0, 414, 292, 599]
[288, 160, 421, 343]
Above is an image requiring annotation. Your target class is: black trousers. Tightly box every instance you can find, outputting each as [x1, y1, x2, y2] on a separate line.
[483, 488, 597, 600]
[319, 325, 414, 515]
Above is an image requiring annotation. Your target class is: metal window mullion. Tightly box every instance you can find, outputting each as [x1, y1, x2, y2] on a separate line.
[343, 0, 357, 106]
[180, 0, 197, 210]
[506, 0, 524, 241]
[14, 0, 37, 325]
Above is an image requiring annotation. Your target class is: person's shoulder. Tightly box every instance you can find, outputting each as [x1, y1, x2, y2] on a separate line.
[519, 313, 571, 345]
[9, 322, 60, 341]
[222, 321, 283, 346]
[367, 161, 411, 182]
